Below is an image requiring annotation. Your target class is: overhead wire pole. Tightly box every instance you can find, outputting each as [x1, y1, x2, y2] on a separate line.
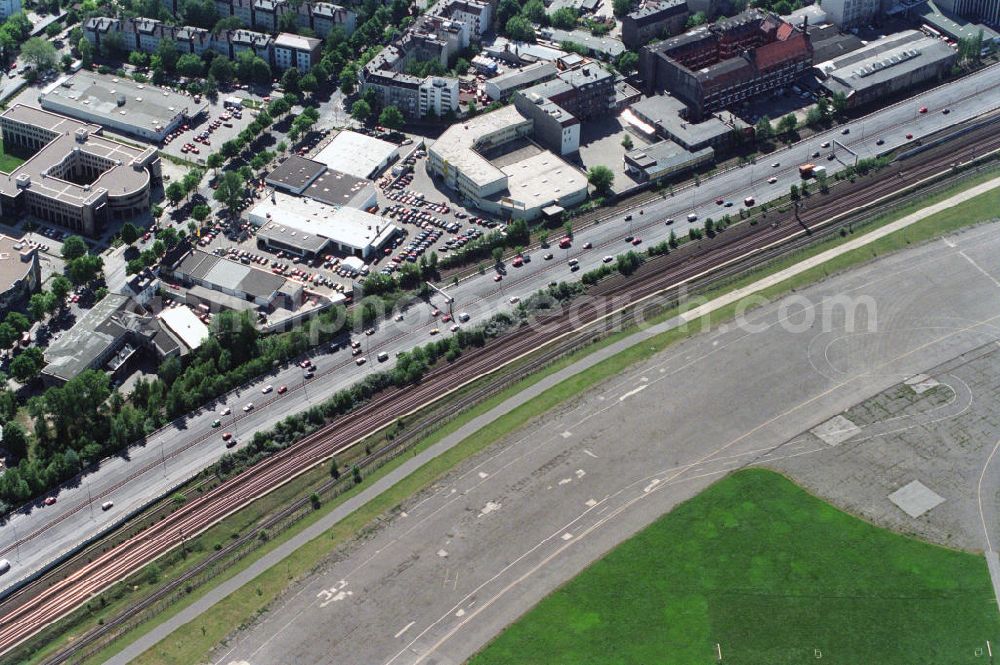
[425, 281, 455, 316]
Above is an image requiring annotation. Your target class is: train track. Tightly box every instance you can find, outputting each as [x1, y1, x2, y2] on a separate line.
[3, 117, 1000, 662]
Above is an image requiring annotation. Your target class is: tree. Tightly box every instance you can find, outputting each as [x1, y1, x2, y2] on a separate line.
[5, 312, 29, 333]
[505, 16, 535, 42]
[330, 457, 340, 479]
[497, 0, 521, 29]
[250, 56, 271, 84]
[616, 50, 639, 74]
[182, 0, 219, 29]
[612, 0, 632, 16]
[50, 275, 71, 302]
[351, 99, 372, 122]
[754, 115, 774, 144]
[166, 181, 186, 206]
[587, 165, 614, 195]
[300, 72, 318, 95]
[78, 38, 94, 68]
[352, 465, 362, 485]
[128, 51, 149, 69]
[830, 91, 848, 118]
[378, 105, 405, 130]
[155, 39, 180, 73]
[790, 183, 800, 200]
[67, 254, 104, 285]
[492, 246, 504, 265]
[209, 56, 235, 84]
[61, 235, 87, 261]
[28, 292, 52, 321]
[522, 0, 546, 23]
[21, 37, 57, 72]
[777, 113, 797, 139]
[621, 134, 633, 150]
[10, 347, 43, 383]
[2, 421, 29, 462]
[192, 204, 211, 222]
[339, 64, 357, 95]
[550, 7, 578, 28]
[176, 53, 204, 78]
[213, 170, 246, 216]
[281, 67, 301, 95]
[686, 11, 707, 28]
[805, 106, 823, 128]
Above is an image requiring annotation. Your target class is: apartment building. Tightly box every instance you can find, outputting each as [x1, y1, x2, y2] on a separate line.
[273, 33, 322, 72]
[622, 0, 689, 50]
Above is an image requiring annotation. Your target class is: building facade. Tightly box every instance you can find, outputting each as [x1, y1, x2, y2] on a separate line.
[0, 106, 161, 235]
[936, 0, 1000, 26]
[822, 0, 883, 28]
[641, 9, 813, 120]
[273, 33, 322, 72]
[0, 237, 39, 316]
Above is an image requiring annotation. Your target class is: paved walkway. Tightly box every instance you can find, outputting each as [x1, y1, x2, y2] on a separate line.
[110, 175, 1000, 664]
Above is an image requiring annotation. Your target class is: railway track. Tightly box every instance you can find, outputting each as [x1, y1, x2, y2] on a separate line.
[4, 116, 1000, 662]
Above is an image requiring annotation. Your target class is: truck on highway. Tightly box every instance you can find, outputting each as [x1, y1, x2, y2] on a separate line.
[798, 163, 815, 178]
[812, 165, 827, 179]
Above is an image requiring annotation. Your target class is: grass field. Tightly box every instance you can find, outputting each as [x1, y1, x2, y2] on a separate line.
[0, 139, 25, 173]
[470, 469, 1000, 665]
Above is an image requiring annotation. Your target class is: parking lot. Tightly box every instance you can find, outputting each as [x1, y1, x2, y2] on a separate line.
[159, 98, 259, 164]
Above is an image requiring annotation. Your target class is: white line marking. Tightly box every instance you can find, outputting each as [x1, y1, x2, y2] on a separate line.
[618, 385, 648, 402]
[959, 250, 1000, 288]
[394, 622, 415, 639]
[561, 533, 573, 541]
[582, 449, 598, 458]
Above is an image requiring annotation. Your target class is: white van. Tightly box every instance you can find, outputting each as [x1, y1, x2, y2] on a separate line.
[0, 559, 10, 575]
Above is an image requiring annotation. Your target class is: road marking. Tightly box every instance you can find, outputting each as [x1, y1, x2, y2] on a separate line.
[394, 622, 415, 639]
[585, 498, 597, 507]
[561, 430, 572, 438]
[959, 250, 1000, 288]
[558, 478, 572, 485]
[575, 469, 586, 478]
[477, 472, 488, 479]
[643, 478, 660, 493]
[561, 533, 573, 541]
[942, 237, 956, 248]
[437, 549, 448, 558]
[619, 385, 648, 402]
[582, 449, 598, 458]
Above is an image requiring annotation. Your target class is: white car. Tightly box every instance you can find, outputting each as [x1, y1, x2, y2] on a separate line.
[262, 384, 273, 394]
[394, 313, 404, 321]
[603, 256, 614, 263]
[243, 402, 254, 412]
[509, 296, 520, 304]
[768, 176, 778, 184]
[220, 406, 231, 416]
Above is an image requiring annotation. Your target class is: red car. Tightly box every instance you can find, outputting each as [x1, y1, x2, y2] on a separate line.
[277, 385, 288, 394]
[494, 274, 502, 282]
[906, 133, 914, 139]
[299, 359, 312, 368]
[44, 497, 56, 506]
[222, 432, 233, 441]
[441, 314, 453, 323]
[918, 106, 928, 113]
[511, 256, 523, 267]
[431, 308, 440, 317]
[632, 237, 643, 245]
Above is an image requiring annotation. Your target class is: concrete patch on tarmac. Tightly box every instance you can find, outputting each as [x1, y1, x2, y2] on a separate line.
[811, 415, 861, 446]
[888, 480, 946, 518]
[905, 374, 941, 395]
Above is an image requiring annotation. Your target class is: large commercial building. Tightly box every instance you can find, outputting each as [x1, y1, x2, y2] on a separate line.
[167, 247, 305, 311]
[265, 155, 378, 208]
[624, 93, 748, 152]
[640, 9, 813, 121]
[0, 105, 161, 235]
[511, 61, 616, 155]
[41, 293, 181, 385]
[249, 193, 398, 259]
[622, 0, 690, 50]
[427, 106, 588, 220]
[38, 72, 208, 142]
[817, 30, 958, 108]
[313, 131, 399, 180]
[0, 236, 39, 315]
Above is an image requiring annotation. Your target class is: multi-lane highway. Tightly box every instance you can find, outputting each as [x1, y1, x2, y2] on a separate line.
[1, 63, 998, 600]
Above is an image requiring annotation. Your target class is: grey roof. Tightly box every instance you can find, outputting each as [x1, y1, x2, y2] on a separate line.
[489, 62, 559, 93]
[303, 169, 377, 208]
[625, 140, 713, 177]
[916, 1, 1000, 42]
[820, 31, 958, 96]
[547, 0, 600, 14]
[539, 28, 626, 58]
[175, 250, 286, 299]
[42, 293, 133, 382]
[0, 105, 156, 209]
[808, 25, 864, 63]
[627, 0, 687, 24]
[0, 236, 36, 295]
[630, 95, 747, 148]
[265, 155, 326, 192]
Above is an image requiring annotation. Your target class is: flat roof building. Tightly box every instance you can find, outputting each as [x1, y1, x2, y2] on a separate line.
[623, 140, 714, 182]
[168, 248, 304, 310]
[484, 62, 559, 101]
[538, 27, 626, 60]
[0, 105, 161, 236]
[818, 30, 958, 108]
[624, 94, 748, 151]
[265, 155, 326, 194]
[158, 306, 209, 352]
[427, 106, 588, 220]
[313, 131, 399, 179]
[38, 73, 208, 142]
[249, 192, 398, 259]
[622, 0, 689, 50]
[0, 236, 39, 315]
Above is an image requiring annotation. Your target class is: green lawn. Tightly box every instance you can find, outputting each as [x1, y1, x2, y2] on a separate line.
[0, 138, 24, 173]
[471, 469, 1000, 665]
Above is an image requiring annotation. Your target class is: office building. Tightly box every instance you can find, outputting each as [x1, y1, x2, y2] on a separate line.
[0, 0, 21, 20]
[623, 140, 713, 182]
[0, 105, 161, 235]
[823, 0, 883, 28]
[485, 62, 559, 101]
[0, 236, 39, 315]
[640, 9, 813, 120]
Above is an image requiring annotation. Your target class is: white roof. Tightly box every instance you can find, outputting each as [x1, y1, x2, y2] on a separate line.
[314, 131, 399, 179]
[159, 306, 209, 351]
[274, 32, 322, 51]
[429, 106, 531, 189]
[249, 192, 397, 252]
[501, 151, 588, 210]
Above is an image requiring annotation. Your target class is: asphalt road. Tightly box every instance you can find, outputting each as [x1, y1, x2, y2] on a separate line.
[1, 64, 999, 597]
[210, 218, 1000, 665]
